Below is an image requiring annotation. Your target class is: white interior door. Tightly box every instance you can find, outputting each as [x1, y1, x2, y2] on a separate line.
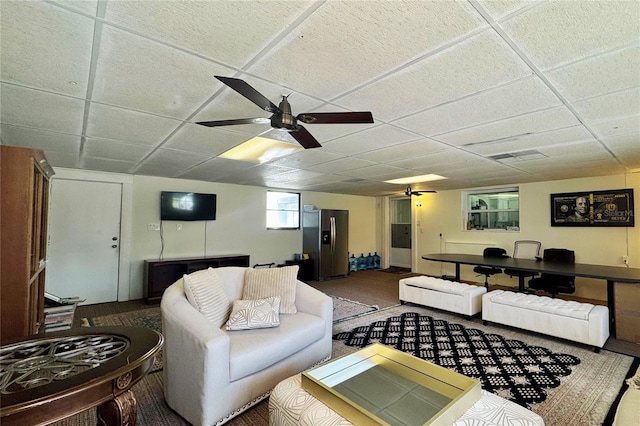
[390, 198, 412, 268]
[46, 179, 122, 305]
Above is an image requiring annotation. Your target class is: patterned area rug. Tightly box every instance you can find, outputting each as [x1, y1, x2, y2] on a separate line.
[377, 266, 412, 274]
[334, 311, 580, 408]
[333, 304, 636, 425]
[330, 295, 378, 323]
[87, 308, 163, 372]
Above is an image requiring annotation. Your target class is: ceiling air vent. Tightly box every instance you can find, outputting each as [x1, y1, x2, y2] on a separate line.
[487, 149, 546, 163]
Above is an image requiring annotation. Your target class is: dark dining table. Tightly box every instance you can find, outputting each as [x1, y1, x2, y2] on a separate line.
[421, 253, 640, 338]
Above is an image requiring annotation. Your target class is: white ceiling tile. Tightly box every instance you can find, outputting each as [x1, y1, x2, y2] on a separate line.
[546, 46, 640, 101]
[263, 169, 325, 184]
[394, 76, 562, 137]
[135, 148, 206, 176]
[177, 157, 255, 181]
[164, 124, 252, 155]
[437, 106, 581, 146]
[0, 84, 85, 134]
[104, 1, 313, 68]
[43, 152, 81, 169]
[573, 87, 640, 123]
[353, 139, 449, 163]
[467, 126, 595, 156]
[601, 132, 640, 149]
[267, 149, 343, 168]
[0, 125, 81, 154]
[389, 150, 481, 171]
[93, 26, 235, 119]
[321, 125, 419, 155]
[337, 164, 408, 179]
[82, 157, 136, 173]
[590, 114, 640, 137]
[308, 157, 376, 174]
[476, 1, 536, 20]
[50, 1, 98, 15]
[336, 30, 533, 121]
[83, 138, 153, 163]
[501, 1, 640, 70]
[87, 103, 180, 145]
[0, 1, 93, 97]
[249, 0, 486, 99]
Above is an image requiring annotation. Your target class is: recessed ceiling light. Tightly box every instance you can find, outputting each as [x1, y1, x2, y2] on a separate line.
[384, 174, 447, 185]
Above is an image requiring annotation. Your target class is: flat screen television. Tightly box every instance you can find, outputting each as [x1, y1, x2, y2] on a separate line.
[160, 191, 217, 221]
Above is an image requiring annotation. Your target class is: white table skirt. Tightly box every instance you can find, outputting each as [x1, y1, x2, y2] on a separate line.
[269, 374, 545, 426]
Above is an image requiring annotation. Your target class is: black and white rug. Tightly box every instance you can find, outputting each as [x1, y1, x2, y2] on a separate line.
[334, 311, 581, 409]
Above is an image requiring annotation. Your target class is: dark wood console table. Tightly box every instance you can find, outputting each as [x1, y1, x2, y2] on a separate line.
[421, 253, 640, 339]
[143, 254, 250, 303]
[0, 326, 163, 426]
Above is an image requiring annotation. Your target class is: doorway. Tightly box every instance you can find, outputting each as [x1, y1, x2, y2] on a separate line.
[390, 198, 411, 268]
[46, 179, 122, 305]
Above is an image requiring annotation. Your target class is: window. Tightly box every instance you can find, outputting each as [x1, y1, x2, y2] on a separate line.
[463, 187, 519, 231]
[267, 191, 300, 230]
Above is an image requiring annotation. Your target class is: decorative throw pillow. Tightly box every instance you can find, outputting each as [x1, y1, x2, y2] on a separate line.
[242, 265, 298, 314]
[183, 268, 230, 328]
[225, 297, 281, 331]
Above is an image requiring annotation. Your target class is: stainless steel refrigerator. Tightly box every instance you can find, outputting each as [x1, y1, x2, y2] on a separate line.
[303, 209, 349, 280]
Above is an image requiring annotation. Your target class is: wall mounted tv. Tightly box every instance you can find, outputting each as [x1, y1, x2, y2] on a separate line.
[160, 191, 217, 221]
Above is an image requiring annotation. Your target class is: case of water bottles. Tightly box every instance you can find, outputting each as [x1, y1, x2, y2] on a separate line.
[348, 252, 380, 272]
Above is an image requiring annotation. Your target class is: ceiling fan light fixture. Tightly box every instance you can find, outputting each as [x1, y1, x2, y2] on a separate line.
[385, 174, 447, 185]
[219, 135, 303, 163]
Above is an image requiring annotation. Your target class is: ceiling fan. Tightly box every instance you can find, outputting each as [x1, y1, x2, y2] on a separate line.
[196, 76, 374, 149]
[405, 185, 437, 196]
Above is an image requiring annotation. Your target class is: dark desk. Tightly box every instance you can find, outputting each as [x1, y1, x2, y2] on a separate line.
[421, 253, 640, 338]
[0, 326, 163, 425]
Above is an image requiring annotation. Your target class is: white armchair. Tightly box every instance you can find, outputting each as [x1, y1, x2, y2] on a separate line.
[161, 266, 332, 426]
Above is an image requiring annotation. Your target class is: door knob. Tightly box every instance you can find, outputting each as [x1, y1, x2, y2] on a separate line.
[112, 245, 118, 248]
[112, 237, 118, 241]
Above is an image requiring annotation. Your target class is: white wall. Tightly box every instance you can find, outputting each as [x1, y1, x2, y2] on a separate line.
[413, 173, 640, 302]
[130, 175, 379, 299]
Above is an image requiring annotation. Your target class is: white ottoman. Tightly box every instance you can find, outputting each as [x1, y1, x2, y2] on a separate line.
[269, 374, 545, 426]
[399, 276, 486, 317]
[482, 290, 609, 351]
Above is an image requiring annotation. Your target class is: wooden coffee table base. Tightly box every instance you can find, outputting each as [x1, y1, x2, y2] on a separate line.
[97, 390, 137, 426]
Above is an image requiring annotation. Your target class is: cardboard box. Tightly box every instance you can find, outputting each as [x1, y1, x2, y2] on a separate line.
[614, 282, 640, 343]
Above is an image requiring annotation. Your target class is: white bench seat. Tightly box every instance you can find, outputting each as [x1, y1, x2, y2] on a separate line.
[482, 290, 609, 350]
[399, 276, 486, 317]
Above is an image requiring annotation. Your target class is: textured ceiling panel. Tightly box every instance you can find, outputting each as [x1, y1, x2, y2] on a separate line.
[0, 85, 85, 135]
[545, 46, 640, 102]
[501, 1, 640, 70]
[336, 30, 533, 121]
[249, 0, 486, 99]
[103, 1, 313, 68]
[393, 76, 561, 137]
[0, 125, 81, 155]
[0, 1, 94, 97]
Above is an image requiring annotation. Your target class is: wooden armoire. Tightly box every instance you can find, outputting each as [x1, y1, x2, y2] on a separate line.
[1, 145, 55, 343]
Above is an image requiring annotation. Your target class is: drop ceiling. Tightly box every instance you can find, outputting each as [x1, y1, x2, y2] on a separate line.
[1, 0, 638, 197]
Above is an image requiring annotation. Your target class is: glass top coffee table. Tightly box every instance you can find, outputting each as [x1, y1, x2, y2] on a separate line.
[302, 343, 481, 425]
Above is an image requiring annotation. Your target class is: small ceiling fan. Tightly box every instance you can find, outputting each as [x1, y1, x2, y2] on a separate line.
[405, 185, 437, 196]
[196, 76, 374, 149]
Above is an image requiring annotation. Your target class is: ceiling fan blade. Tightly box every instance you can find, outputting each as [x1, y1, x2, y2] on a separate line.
[196, 117, 270, 127]
[290, 125, 322, 149]
[296, 111, 374, 124]
[215, 76, 281, 113]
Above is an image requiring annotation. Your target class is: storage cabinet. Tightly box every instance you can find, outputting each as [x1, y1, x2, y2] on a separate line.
[143, 254, 250, 303]
[1, 146, 54, 343]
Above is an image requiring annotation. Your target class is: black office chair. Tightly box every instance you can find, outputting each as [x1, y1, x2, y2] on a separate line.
[473, 247, 507, 290]
[504, 240, 541, 290]
[528, 248, 575, 297]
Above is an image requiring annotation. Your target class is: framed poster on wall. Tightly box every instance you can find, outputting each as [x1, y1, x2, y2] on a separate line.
[550, 188, 635, 227]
